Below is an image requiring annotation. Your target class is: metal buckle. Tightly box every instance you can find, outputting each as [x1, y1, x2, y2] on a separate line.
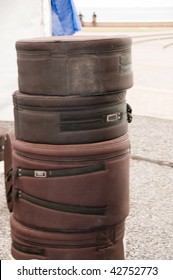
[34, 170, 47, 178]
[107, 113, 120, 122]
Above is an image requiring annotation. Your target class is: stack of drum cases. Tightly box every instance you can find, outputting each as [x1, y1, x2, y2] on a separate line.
[4, 36, 133, 260]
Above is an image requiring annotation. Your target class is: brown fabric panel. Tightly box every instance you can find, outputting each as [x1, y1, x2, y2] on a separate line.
[16, 35, 133, 95]
[11, 215, 125, 260]
[13, 91, 128, 144]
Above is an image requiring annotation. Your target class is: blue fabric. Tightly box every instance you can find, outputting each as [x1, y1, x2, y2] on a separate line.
[51, 0, 81, 36]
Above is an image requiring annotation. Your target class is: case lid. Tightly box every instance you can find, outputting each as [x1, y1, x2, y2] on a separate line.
[16, 35, 132, 55]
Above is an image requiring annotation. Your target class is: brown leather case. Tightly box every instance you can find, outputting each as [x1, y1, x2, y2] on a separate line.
[13, 90, 130, 144]
[11, 134, 130, 259]
[16, 35, 133, 96]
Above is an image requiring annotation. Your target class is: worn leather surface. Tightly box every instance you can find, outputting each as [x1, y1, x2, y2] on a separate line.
[16, 35, 133, 95]
[13, 90, 128, 144]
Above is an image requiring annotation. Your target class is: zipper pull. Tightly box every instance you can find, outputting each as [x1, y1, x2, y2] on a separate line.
[15, 190, 22, 199]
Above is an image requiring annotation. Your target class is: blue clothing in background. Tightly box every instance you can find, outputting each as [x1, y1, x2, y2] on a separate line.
[51, 0, 81, 36]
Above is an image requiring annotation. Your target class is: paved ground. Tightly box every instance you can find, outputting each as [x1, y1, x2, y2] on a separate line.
[127, 116, 173, 259]
[0, 30, 173, 259]
[126, 31, 173, 259]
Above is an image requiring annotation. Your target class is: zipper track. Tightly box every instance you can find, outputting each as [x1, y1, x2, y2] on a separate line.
[12, 236, 100, 250]
[60, 108, 125, 132]
[14, 104, 126, 131]
[14, 100, 124, 112]
[12, 241, 44, 256]
[11, 221, 123, 249]
[14, 217, 124, 234]
[15, 190, 107, 216]
[12, 230, 117, 250]
[15, 148, 129, 164]
[17, 162, 105, 178]
[60, 104, 125, 122]
[17, 47, 130, 57]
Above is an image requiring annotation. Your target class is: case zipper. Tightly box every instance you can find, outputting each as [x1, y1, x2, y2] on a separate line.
[15, 146, 130, 164]
[60, 104, 125, 132]
[15, 190, 107, 216]
[11, 222, 124, 254]
[17, 162, 105, 178]
[17, 47, 131, 57]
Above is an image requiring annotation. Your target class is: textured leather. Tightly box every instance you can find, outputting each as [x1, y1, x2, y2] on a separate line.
[16, 35, 133, 95]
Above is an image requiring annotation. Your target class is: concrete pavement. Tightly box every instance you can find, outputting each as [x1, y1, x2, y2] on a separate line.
[125, 32, 173, 259]
[127, 35, 173, 120]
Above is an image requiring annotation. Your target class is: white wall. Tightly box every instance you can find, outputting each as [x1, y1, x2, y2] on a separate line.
[0, 0, 51, 120]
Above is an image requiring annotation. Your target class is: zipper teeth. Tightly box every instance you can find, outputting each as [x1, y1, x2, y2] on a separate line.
[60, 118, 124, 132]
[17, 162, 105, 178]
[12, 233, 99, 249]
[14, 217, 118, 234]
[60, 118, 122, 126]
[60, 106, 125, 122]
[15, 217, 112, 235]
[15, 149, 129, 163]
[17, 48, 130, 56]
[11, 222, 124, 249]
[70, 48, 130, 55]
[14, 102, 124, 112]
[12, 241, 44, 256]
[17, 190, 107, 216]
[16, 89, 125, 96]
